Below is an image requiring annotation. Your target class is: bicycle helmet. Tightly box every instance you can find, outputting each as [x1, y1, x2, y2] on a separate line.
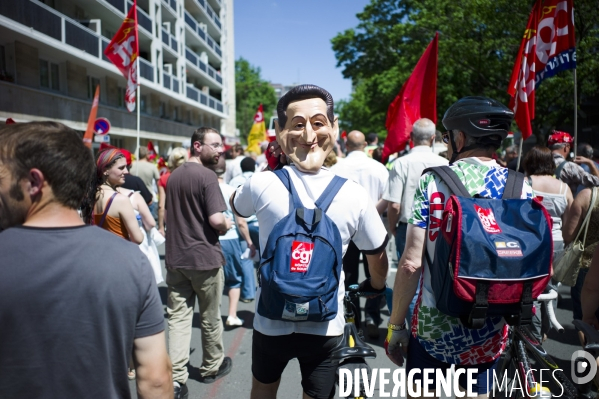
[442, 96, 514, 162]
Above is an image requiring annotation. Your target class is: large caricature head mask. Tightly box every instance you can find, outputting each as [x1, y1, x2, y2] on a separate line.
[275, 84, 338, 173]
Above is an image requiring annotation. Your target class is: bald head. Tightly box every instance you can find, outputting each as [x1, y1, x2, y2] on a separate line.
[346, 130, 366, 152]
[411, 118, 436, 146]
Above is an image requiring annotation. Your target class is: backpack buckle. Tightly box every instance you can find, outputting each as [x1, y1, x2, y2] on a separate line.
[518, 302, 534, 325]
[469, 304, 488, 329]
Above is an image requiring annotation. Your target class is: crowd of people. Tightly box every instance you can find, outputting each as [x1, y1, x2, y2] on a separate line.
[2, 85, 599, 399]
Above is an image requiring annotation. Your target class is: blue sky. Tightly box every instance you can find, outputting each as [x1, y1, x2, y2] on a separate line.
[234, 0, 370, 103]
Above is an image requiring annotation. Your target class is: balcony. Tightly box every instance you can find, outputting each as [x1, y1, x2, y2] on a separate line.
[162, 0, 177, 16]
[162, 71, 180, 95]
[184, 10, 221, 62]
[186, 85, 224, 114]
[186, 0, 221, 39]
[102, 0, 153, 36]
[161, 29, 179, 56]
[139, 57, 154, 82]
[185, 46, 223, 88]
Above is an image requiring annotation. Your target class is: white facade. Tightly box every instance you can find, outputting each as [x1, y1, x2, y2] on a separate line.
[0, 0, 236, 154]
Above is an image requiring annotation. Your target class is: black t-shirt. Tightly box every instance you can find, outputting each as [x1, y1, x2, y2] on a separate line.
[122, 174, 153, 204]
[0, 225, 164, 399]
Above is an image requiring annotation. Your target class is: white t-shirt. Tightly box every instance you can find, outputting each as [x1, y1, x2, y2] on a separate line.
[383, 146, 448, 223]
[233, 165, 388, 336]
[225, 156, 245, 184]
[330, 150, 389, 204]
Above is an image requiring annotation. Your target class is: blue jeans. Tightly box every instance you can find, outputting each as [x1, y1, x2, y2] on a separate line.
[395, 222, 419, 325]
[239, 239, 256, 300]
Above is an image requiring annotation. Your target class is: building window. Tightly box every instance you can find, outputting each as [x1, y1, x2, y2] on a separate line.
[117, 87, 126, 108]
[140, 95, 147, 113]
[40, 60, 59, 90]
[159, 101, 166, 118]
[111, 138, 124, 149]
[87, 76, 101, 99]
[173, 106, 179, 121]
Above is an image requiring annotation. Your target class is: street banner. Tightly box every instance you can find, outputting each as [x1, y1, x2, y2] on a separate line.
[247, 104, 266, 154]
[383, 32, 438, 162]
[82, 85, 100, 148]
[104, 1, 139, 112]
[508, 0, 576, 139]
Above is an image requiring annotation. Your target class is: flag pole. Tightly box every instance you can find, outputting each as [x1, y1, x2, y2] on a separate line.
[516, 135, 523, 171]
[574, 68, 578, 157]
[136, 56, 141, 161]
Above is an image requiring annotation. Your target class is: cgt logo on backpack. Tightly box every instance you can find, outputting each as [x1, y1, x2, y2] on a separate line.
[474, 205, 502, 234]
[290, 241, 314, 273]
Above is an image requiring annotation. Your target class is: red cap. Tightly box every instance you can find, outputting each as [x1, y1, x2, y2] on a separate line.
[120, 148, 133, 165]
[547, 130, 573, 146]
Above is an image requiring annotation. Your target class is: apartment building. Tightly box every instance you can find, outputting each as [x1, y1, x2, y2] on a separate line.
[0, 0, 236, 154]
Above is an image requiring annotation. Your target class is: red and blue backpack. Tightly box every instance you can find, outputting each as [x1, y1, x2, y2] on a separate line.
[424, 166, 553, 329]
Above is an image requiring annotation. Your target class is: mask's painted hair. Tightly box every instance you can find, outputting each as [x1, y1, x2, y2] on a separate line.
[276, 84, 335, 129]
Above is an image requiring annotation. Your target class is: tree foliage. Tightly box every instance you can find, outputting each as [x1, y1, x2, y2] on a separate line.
[235, 58, 277, 143]
[332, 0, 599, 142]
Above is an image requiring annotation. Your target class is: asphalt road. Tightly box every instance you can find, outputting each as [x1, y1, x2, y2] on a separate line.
[129, 244, 585, 399]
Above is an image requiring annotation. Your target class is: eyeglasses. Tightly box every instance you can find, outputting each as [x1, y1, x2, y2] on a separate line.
[201, 142, 224, 150]
[442, 131, 451, 144]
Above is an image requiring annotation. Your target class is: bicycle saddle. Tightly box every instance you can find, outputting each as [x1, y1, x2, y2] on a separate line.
[573, 320, 599, 353]
[331, 323, 377, 362]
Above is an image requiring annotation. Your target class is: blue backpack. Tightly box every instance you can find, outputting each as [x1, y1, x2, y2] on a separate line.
[424, 166, 553, 329]
[257, 169, 347, 322]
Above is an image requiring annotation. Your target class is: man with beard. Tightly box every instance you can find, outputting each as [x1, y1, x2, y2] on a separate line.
[165, 127, 233, 398]
[0, 122, 172, 398]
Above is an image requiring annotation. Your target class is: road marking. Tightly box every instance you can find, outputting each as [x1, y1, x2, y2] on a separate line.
[208, 326, 248, 397]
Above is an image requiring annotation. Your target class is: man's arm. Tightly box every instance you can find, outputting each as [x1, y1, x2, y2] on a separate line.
[563, 161, 599, 188]
[376, 199, 389, 215]
[133, 331, 173, 399]
[389, 224, 426, 326]
[208, 212, 232, 232]
[235, 215, 256, 257]
[575, 156, 599, 177]
[387, 202, 401, 236]
[365, 249, 389, 290]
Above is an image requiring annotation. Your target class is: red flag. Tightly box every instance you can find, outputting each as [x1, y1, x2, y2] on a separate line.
[508, 0, 576, 140]
[104, 1, 139, 112]
[147, 141, 157, 161]
[82, 85, 100, 148]
[382, 33, 438, 162]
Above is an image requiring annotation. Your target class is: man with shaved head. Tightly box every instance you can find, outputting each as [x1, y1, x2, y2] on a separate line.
[330, 129, 389, 338]
[383, 118, 448, 323]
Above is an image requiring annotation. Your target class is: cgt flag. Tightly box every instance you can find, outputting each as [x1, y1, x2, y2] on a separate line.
[104, 1, 139, 112]
[247, 104, 266, 154]
[508, 0, 576, 139]
[382, 32, 438, 162]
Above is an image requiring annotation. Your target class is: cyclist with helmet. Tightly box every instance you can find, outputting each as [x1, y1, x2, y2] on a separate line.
[385, 97, 534, 398]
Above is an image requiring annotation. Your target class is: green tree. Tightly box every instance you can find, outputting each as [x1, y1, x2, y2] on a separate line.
[332, 0, 598, 142]
[235, 58, 277, 143]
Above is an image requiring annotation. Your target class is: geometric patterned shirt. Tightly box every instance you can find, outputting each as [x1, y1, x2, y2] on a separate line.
[408, 157, 533, 365]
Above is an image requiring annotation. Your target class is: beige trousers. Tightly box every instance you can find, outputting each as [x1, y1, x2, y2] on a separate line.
[166, 267, 225, 384]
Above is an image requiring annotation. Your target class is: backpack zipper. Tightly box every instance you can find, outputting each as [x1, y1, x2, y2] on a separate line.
[446, 213, 453, 233]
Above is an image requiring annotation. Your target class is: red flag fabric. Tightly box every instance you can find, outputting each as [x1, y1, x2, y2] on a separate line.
[508, 0, 576, 140]
[382, 32, 438, 162]
[104, 1, 139, 112]
[147, 141, 157, 160]
[82, 85, 100, 148]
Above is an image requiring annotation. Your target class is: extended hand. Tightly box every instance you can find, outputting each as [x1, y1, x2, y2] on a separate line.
[574, 156, 593, 166]
[385, 327, 410, 367]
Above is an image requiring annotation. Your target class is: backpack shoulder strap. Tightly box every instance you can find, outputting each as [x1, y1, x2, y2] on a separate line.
[502, 170, 525, 199]
[314, 176, 347, 212]
[555, 160, 567, 179]
[422, 165, 471, 197]
[273, 169, 304, 209]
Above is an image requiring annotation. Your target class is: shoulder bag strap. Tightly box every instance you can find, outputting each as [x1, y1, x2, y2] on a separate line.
[314, 176, 347, 212]
[422, 165, 471, 197]
[502, 170, 525, 199]
[98, 192, 118, 228]
[273, 168, 304, 209]
[579, 187, 597, 247]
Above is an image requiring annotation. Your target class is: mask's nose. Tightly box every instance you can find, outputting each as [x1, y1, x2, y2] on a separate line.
[301, 121, 316, 144]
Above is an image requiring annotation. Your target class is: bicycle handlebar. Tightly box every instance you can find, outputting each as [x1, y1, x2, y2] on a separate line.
[347, 285, 394, 314]
[537, 289, 564, 333]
